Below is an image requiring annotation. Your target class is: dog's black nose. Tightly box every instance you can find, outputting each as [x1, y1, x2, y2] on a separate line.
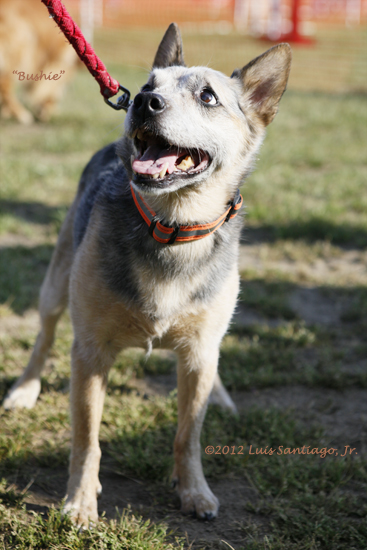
[133, 92, 166, 119]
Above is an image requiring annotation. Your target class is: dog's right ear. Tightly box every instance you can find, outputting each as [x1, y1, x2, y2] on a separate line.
[152, 23, 185, 69]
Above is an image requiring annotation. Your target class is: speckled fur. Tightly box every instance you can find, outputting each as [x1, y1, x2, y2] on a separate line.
[3, 24, 291, 525]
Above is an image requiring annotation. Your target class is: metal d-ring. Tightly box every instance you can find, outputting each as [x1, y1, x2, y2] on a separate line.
[104, 84, 132, 112]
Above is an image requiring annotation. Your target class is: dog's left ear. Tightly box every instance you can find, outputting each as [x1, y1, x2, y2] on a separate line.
[153, 23, 185, 69]
[231, 44, 291, 126]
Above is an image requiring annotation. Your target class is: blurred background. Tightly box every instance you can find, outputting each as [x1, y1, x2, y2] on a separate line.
[71, 0, 367, 92]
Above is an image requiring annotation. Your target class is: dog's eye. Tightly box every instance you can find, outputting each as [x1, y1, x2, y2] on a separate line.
[200, 89, 217, 105]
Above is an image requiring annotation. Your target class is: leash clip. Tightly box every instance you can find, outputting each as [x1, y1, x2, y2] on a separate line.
[104, 85, 132, 112]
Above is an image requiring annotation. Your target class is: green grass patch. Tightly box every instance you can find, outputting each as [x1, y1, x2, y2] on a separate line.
[244, 493, 367, 549]
[0, 492, 184, 550]
[220, 323, 367, 391]
[114, 350, 176, 381]
[340, 287, 367, 323]
[242, 91, 367, 247]
[239, 280, 296, 320]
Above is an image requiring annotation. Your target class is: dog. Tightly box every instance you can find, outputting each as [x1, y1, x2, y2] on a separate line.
[3, 23, 291, 525]
[0, 0, 77, 124]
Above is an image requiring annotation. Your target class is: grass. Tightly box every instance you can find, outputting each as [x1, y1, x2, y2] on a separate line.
[244, 91, 367, 246]
[1, 26, 367, 550]
[0, 495, 185, 550]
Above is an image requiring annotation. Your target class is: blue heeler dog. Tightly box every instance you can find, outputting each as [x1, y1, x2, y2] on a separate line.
[4, 23, 291, 525]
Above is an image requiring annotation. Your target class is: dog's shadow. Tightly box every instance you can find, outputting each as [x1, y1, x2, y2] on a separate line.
[0, 243, 54, 314]
[0, 200, 68, 228]
[241, 220, 367, 248]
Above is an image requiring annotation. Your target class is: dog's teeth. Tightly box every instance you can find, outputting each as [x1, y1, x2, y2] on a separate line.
[152, 173, 159, 179]
[159, 163, 169, 179]
[137, 130, 144, 140]
[177, 155, 195, 171]
[132, 129, 138, 139]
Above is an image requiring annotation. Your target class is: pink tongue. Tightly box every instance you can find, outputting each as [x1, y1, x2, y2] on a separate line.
[132, 144, 186, 176]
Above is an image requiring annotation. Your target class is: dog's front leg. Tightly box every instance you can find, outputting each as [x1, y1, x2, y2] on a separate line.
[63, 340, 109, 527]
[173, 346, 219, 520]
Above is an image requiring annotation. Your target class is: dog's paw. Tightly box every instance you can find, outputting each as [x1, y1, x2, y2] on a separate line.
[3, 378, 41, 410]
[63, 495, 98, 528]
[179, 485, 219, 520]
[1, 105, 34, 125]
[17, 109, 34, 125]
[63, 476, 102, 528]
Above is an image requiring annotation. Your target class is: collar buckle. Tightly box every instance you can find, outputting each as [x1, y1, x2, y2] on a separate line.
[167, 224, 180, 245]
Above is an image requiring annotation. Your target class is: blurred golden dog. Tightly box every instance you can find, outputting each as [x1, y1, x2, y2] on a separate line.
[0, 0, 77, 123]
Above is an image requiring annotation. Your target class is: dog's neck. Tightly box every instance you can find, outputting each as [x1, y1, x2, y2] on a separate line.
[135, 171, 239, 227]
[130, 183, 242, 245]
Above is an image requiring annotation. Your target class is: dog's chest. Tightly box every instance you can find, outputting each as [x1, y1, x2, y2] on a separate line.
[94, 195, 240, 344]
[135, 261, 207, 322]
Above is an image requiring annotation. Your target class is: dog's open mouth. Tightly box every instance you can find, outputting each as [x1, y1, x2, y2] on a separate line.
[131, 129, 210, 186]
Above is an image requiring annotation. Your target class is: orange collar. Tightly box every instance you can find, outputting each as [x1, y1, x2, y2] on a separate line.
[130, 183, 243, 245]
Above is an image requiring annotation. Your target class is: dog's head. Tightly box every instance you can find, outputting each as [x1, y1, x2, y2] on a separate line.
[123, 24, 291, 196]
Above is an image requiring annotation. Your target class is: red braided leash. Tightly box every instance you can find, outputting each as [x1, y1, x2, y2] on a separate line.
[41, 0, 131, 110]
